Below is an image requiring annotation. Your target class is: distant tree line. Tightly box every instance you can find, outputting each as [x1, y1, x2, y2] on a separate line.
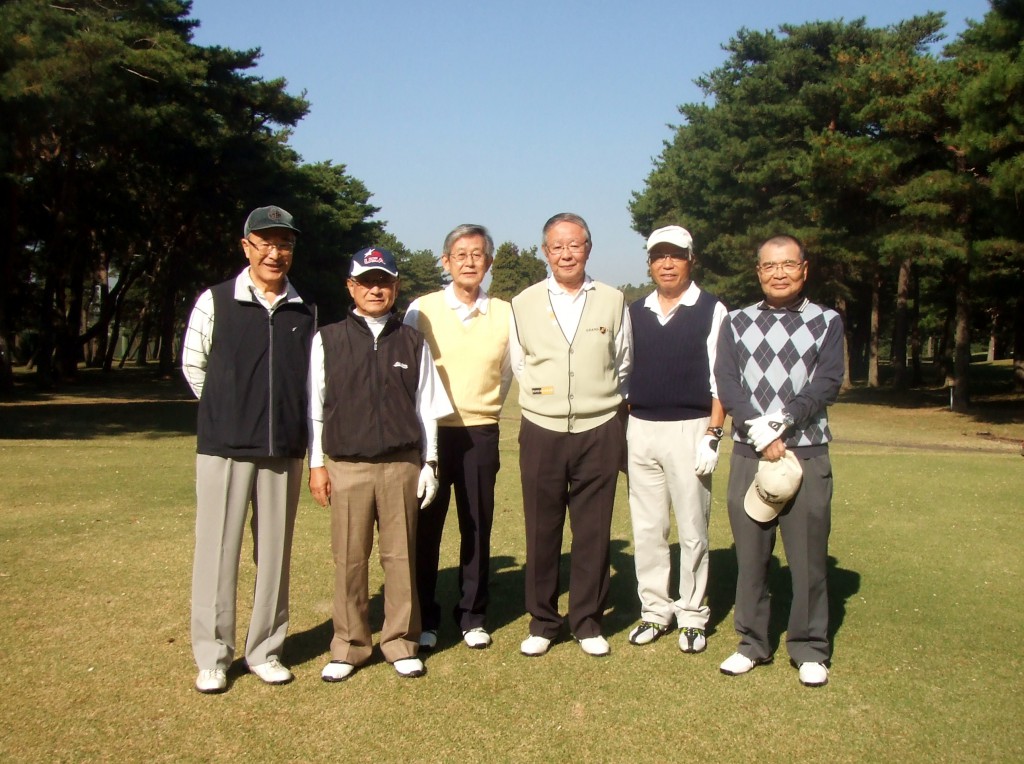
[630, 2, 1024, 409]
[5, 2, 1020, 412]
[0, 0, 440, 390]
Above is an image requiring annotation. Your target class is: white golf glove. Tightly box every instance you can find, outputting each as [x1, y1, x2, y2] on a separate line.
[745, 411, 790, 452]
[694, 434, 720, 476]
[417, 464, 439, 509]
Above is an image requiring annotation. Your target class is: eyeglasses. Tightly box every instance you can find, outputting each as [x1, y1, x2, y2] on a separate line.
[446, 252, 488, 264]
[546, 241, 587, 256]
[352, 274, 397, 288]
[246, 237, 295, 255]
[757, 260, 804, 275]
[649, 252, 691, 263]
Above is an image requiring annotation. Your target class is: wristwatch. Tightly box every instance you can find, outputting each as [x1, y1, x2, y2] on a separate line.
[706, 427, 725, 439]
[781, 410, 795, 429]
[426, 460, 438, 478]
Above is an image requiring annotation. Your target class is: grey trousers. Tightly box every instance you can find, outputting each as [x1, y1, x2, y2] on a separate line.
[191, 454, 302, 671]
[726, 451, 833, 664]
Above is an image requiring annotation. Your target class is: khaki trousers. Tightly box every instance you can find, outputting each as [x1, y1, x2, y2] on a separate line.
[326, 450, 420, 665]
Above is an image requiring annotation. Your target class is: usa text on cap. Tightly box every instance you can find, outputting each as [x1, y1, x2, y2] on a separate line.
[350, 247, 399, 278]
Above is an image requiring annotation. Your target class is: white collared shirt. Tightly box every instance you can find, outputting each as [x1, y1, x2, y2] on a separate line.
[306, 310, 452, 468]
[509, 275, 632, 393]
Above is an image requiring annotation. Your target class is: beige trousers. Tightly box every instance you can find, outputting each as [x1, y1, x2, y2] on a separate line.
[326, 450, 420, 665]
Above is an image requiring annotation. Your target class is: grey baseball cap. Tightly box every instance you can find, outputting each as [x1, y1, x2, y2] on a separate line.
[243, 206, 300, 237]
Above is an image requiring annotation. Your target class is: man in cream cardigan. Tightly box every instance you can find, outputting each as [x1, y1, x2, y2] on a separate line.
[404, 224, 512, 651]
[509, 212, 632, 658]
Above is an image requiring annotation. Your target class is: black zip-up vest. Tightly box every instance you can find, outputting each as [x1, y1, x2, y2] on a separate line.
[196, 279, 315, 458]
[320, 310, 423, 459]
[628, 289, 716, 422]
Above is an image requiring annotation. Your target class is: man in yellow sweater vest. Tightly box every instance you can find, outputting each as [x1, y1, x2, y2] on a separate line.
[510, 213, 632, 658]
[404, 224, 512, 650]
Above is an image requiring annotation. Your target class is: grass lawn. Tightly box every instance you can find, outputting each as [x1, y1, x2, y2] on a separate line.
[0, 365, 1022, 762]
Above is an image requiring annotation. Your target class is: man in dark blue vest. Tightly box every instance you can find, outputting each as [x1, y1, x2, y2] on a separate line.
[182, 205, 316, 694]
[625, 225, 728, 655]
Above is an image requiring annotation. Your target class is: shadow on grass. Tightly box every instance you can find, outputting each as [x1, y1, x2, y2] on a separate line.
[415, 540, 637, 653]
[2, 367, 198, 439]
[705, 547, 861, 658]
[837, 361, 1024, 426]
[281, 543, 860, 665]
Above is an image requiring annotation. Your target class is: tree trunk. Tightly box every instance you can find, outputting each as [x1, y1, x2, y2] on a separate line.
[836, 296, 852, 391]
[952, 258, 971, 412]
[1013, 294, 1024, 392]
[135, 311, 151, 366]
[910, 266, 922, 387]
[119, 320, 141, 369]
[987, 308, 998, 362]
[868, 271, 880, 388]
[0, 335, 12, 393]
[34, 274, 58, 389]
[892, 257, 911, 390]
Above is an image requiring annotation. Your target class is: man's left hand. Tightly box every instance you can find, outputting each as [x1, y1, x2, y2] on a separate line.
[694, 434, 720, 476]
[417, 464, 439, 509]
[745, 411, 789, 452]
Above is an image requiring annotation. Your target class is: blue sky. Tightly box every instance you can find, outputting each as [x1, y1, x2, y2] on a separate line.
[187, 0, 992, 288]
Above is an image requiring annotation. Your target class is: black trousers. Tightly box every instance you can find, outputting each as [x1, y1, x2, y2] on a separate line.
[518, 415, 624, 640]
[415, 424, 500, 632]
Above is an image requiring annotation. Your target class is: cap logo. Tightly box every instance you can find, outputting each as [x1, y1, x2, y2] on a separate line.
[363, 249, 386, 265]
[268, 207, 283, 221]
[755, 483, 784, 507]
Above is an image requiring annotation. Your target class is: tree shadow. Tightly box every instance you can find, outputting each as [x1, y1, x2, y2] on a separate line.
[1, 371, 198, 439]
[281, 586, 392, 669]
[425, 554, 527, 652]
[707, 546, 861, 657]
[421, 538, 638, 652]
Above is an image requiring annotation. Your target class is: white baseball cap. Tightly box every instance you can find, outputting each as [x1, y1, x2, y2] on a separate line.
[646, 225, 693, 254]
[744, 451, 803, 522]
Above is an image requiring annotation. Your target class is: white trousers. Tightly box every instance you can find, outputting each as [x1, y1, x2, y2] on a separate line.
[626, 415, 712, 629]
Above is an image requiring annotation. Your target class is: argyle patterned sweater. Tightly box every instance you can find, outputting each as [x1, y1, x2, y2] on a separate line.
[715, 297, 844, 459]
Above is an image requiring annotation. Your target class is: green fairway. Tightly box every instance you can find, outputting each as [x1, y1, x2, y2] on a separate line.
[0, 368, 1021, 762]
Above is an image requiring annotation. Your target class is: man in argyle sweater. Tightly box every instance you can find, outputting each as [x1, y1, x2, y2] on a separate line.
[714, 234, 844, 688]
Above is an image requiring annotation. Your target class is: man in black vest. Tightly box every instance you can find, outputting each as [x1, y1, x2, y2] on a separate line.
[182, 205, 316, 694]
[307, 248, 453, 682]
[625, 225, 728, 655]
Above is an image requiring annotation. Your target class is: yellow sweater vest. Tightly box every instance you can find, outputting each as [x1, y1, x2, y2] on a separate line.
[415, 290, 511, 427]
[511, 281, 624, 433]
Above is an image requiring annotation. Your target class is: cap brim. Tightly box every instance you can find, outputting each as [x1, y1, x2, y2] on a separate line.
[350, 263, 399, 278]
[248, 222, 300, 234]
[744, 479, 784, 522]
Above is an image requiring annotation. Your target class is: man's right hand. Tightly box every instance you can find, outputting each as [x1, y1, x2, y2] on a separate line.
[309, 466, 331, 507]
[761, 439, 787, 462]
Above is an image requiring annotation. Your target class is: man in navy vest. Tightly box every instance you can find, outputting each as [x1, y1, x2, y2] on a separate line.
[182, 205, 316, 694]
[625, 225, 727, 655]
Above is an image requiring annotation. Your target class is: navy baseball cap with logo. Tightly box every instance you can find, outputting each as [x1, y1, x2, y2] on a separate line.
[350, 247, 400, 278]
[243, 205, 300, 237]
